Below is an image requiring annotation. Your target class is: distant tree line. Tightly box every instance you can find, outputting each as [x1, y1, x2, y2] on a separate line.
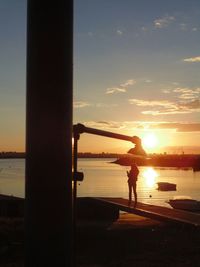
[77, 152, 120, 158]
[0, 152, 25, 158]
[114, 153, 200, 172]
[0, 151, 200, 171]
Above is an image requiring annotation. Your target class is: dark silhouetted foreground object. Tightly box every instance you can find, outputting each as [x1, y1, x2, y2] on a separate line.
[26, 1, 73, 266]
[128, 136, 147, 157]
[127, 163, 139, 207]
[77, 197, 119, 222]
[74, 124, 146, 157]
[0, 194, 24, 217]
[157, 182, 177, 191]
[95, 197, 200, 227]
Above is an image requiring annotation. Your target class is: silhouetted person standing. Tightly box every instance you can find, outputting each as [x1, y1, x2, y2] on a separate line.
[127, 163, 139, 207]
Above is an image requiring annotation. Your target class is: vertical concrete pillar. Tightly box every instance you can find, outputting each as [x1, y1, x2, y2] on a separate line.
[25, 1, 73, 266]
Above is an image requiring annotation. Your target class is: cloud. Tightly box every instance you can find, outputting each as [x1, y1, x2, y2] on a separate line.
[116, 30, 123, 35]
[74, 101, 119, 108]
[106, 79, 135, 94]
[178, 94, 198, 100]
[128, 99, 174, 107]
[179, 23, 187, 31]
[173, 87, 200, 100]
[183, 56, 200, 62]
[83, 121, 125, 130]
[154, 15, 175, 29]
[172, 82, 179, 86]
[73, 101, 91, 108]
[96, 103, 118, 108]
[150, 122, 200, 132]
[183, 99, 200, 109]
[120, 79, 136, 87]
[106, 87, 126, 94]
[163, 89, 171, 94]
[128, 98, 200, 115]
[144, 79, 152, 83]
[192, 27, 198, 32]
[162, 86, 200, 100]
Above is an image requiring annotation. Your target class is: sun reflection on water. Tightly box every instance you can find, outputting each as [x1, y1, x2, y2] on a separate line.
[142, 167, 158, 188]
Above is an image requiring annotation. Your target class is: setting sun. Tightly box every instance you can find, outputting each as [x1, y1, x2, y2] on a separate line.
[142, 133, 158, 150]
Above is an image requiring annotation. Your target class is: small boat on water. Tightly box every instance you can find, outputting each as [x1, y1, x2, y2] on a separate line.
[167, 197, 200, 211]
[157, 182, 176, 191]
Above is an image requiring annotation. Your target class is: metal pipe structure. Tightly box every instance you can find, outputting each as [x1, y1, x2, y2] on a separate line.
[25, 1, 73, 266]
[74, 123, 143, 146]
[72, 123, 147, 203]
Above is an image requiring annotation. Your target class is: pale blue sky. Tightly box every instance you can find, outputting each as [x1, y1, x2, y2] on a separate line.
[0, 1, 26, 151]
[0, 1, 200, 152]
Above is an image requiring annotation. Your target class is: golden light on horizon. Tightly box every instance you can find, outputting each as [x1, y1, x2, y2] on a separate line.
[142, 167, 158, 188]
[142, 133, 158, 150]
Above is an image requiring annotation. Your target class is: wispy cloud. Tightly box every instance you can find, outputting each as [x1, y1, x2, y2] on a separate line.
[116, 30, 123, 35]
[106, 79, 136, 94]
[154, 15, 175, 29]
[83, 120, 125, 130]
[179, 23, 187, 31]
[163, 86, 200, 100]
[162, 89, 171, 94]
[150, 122, 200, 132]
[183, 56, 200, 62]
[129, 99, 174, 107]
[172, 82, 180, 86]
[144, 79, 152, 83]
[96, 103, 118, 108]
[192, 27, 198, 32]
[130, 121, 200, 132]
[73, 101, 91, 108]
[173, 87, 200, 100]
[74, 101, 119, 109]
[106, 87, 126, 94]
[129, 98, 200, 115]
[120, 79, 136, 87]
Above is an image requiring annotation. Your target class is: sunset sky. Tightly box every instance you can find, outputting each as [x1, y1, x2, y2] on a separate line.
[0, 1, 200, 153]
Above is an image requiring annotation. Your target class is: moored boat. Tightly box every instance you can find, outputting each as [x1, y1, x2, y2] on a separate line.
[167, 197, 200, 211]
[157, 182, 176, 191]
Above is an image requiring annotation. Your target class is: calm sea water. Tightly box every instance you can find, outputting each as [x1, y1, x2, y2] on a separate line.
[0, 158, 200, 208]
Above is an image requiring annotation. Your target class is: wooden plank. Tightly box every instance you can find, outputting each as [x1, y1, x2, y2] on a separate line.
[94, 197, 200, 227]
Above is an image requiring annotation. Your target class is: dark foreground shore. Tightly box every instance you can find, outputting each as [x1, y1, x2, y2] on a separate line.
[1, 213, 200, 267]
[76, 213, 200, 267]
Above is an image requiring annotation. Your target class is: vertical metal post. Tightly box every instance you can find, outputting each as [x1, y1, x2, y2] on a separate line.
[73, 137, 78, 211]
[72, 131, 78, 265]
[73, 126, 80, 209]
[25, 0, 73, 266]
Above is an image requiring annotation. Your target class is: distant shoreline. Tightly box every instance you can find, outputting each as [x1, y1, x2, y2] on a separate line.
[1, 151, 200, 159]
[0, 151, 200, 170]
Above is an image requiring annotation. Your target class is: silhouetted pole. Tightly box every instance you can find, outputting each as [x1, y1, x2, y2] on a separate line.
[73, 126, 79, 220]
[25, 1, 73, 266]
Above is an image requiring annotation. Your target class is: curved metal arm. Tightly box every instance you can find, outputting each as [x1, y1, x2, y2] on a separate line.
[73, 123, 141, 144]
